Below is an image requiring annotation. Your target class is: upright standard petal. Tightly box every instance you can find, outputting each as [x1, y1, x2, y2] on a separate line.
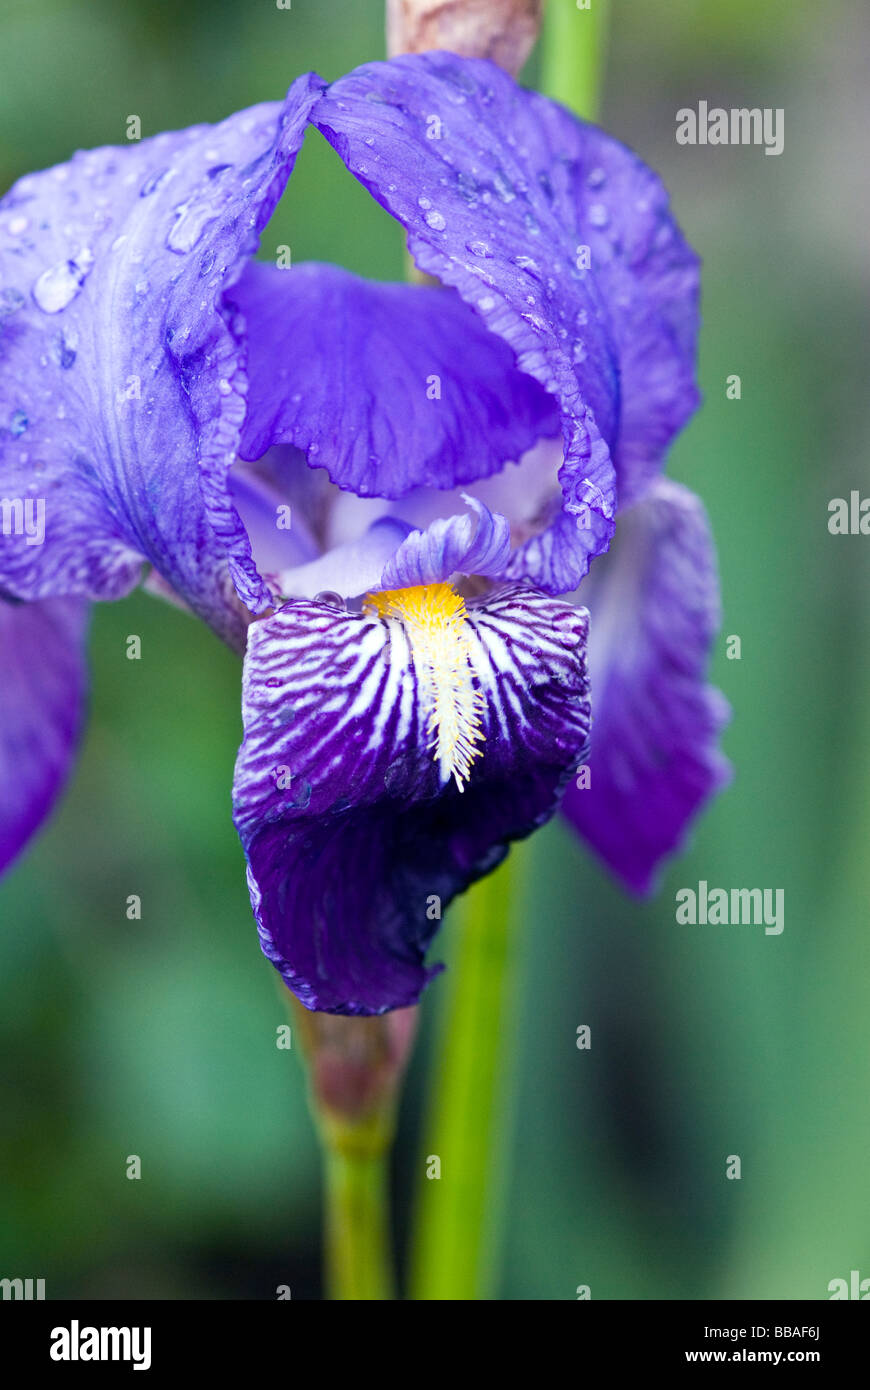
[232, 261, 558, 498]
[0, 596, 88, 874]
[311, 53, 700, 586]
[562, 479, 730, 893]
[233, 584, 590, 1014]
[0, 75, 323, 644]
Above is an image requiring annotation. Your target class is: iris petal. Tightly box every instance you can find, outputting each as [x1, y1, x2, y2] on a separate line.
[0, 596, 88, 874]
[0, 75, 323, 645]
[563, 479, 730, 893]
[233, 583, 590, 1013]
[380, 493, 510, 587]
[280, 517, 413, 601]
[312, 52, 700, 587]
[232, 260, 558, 497]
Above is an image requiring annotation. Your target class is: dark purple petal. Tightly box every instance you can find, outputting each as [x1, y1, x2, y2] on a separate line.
[312, 53, 699, 585]
[380, 494, 509, 587]
[563, 479, 730, 893]
[0, 76, 322, 644]
[233, 583, 590, 1014]
[232, 260, 558, 496]
[0, 596, 88, 874]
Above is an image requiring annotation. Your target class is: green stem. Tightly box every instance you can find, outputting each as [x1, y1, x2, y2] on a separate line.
[541, 0, 610, 121]
[323, 1122, 395, 1301]
[287, 993, 414, 1300]
[410, 850, 525, 1300]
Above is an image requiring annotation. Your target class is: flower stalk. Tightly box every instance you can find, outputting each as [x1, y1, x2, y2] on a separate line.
[409, 0, 612, 1302]
[322, 1122, 395, 1301]
[289, 993, 417, 1299]
[541, 0, 610, 122]
[410, 851, 526, 1299]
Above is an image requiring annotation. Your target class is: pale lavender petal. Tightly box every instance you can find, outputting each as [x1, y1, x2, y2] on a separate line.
[279, 517, 412, 601]
[229, 465, 319, 577]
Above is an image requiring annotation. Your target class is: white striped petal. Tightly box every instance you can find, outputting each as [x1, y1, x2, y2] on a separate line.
[232, 582, 590, 1014]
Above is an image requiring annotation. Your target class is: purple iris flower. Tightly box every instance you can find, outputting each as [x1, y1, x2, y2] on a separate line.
[0, 53, 728, 1014]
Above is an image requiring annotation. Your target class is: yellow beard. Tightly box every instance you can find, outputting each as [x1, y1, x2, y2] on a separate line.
[364, 582, 485, 791]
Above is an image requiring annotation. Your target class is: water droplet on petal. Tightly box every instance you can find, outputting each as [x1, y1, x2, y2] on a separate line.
[288, 778, 312, 810]
[446, 65, 478, 97]
[0, 287, 25, 317]
[417, 195, 432, 210]
[9, 409, 28, 437]
[139, 167, 173, 197]
[384, 758, 407, 794]
[588, 203, 609, 228]
[492, 169, 516, 203]
[466, 239, 492, 258]
[478, 295, 496, 312]
[166, 199, 215, 254]
[455, 171, 479, 206]
[7, 215, 29, 236]
[314, 590, 345, 609]
[586, 167, 606, 189]
[32, 248, 94, 313]
[51, 326, 78, 369]
[425, 209, 446, 231]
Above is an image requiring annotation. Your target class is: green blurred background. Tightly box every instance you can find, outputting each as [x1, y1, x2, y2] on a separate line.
[1, 0, 867, 1299]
